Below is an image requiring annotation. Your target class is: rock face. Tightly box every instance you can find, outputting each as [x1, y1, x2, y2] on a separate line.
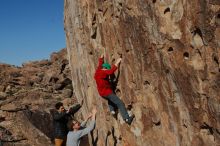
[0, 49, 76, 146]
[64, 0, 220, 146]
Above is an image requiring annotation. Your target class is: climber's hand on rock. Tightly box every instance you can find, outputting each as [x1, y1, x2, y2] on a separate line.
[92, 108, 97, 115]
[86, 113, 92, 120]
[101, 53, 104, 58]
[115, 58, 122, 66]
[117, 58, 122, 63]
[91, 108, 97, 120]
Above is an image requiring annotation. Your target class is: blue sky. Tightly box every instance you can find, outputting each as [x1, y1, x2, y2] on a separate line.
[0, 0, 65, 66]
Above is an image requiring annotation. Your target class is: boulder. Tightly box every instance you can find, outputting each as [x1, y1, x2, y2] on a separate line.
[64, 0, 220, 145]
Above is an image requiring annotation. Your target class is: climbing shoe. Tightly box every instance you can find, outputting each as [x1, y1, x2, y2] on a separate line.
[111, 111, 118, 119]
[125, 115, 135, 125]
[111, 111, 116, 115]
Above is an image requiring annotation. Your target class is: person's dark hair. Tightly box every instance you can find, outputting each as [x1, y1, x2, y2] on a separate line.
[67, 119, 79, 131]
[67, 120, 74, 131]
[55, 102, 63, 110]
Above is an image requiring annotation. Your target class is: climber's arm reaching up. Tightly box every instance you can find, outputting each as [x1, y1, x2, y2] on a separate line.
[103, 58, 121, 75]
[97, 54, 104, 69]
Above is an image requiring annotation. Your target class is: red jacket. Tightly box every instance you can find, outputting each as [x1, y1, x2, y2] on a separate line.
[94, 57, 117, 97]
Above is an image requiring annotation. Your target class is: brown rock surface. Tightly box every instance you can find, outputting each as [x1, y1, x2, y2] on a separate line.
[64, 0, 220, 146]
[0, 48, 77, 146]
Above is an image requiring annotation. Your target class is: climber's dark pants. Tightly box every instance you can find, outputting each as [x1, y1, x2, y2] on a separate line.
[103, 93, 129, 120]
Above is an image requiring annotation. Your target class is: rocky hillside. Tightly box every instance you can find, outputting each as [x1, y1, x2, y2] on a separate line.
[64, 0, 220, 146]
[0, 48, 76, 146]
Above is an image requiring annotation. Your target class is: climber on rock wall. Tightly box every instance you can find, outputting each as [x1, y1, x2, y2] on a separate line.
[94, 53, 134, 125]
